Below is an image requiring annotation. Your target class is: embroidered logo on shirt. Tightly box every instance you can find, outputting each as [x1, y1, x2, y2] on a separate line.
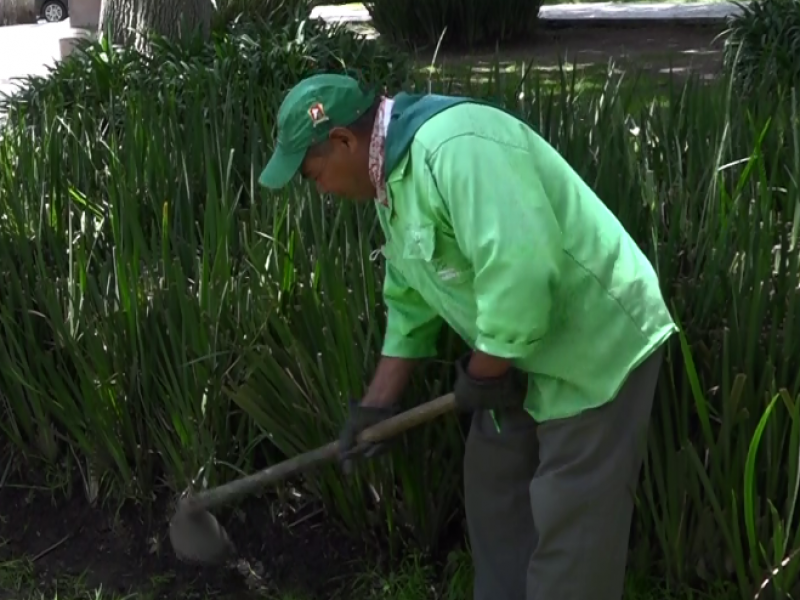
[308, 103, 329, 127]
[437, 268, 462, 281]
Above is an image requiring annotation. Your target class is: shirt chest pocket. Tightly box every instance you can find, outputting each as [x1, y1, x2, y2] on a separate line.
[400, 223, 473, 287]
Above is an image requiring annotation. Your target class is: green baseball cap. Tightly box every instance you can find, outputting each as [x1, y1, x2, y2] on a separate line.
[259, 73, 377, 189]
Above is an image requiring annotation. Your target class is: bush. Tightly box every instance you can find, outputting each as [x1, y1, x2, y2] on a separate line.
[2, 12, 800, 599]
[364, 0, 543, 50]
[211, 0, 312, 32]
[722, 0, 800, 97]
[0, 18, 412, 242]
[0, 18, 457, 551]
[0, 18, 411, 133]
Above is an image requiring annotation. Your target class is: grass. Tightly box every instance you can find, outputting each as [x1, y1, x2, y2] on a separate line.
[418, 60, 677, 109]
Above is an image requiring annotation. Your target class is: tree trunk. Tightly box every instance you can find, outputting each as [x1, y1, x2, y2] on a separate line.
[0, 0, 37, 26]
[97, 0, 214, 51]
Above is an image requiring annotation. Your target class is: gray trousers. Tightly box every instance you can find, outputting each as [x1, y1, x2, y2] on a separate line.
[464, 347, 663, 600]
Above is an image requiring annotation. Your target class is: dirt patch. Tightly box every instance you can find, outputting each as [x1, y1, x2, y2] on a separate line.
[417, 24, 727, 79]
[0, 472, 368, 599]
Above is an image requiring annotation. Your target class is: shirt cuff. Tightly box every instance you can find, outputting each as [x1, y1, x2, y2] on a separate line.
[474, 333, 540, 360]
[381, 333, 438, 359]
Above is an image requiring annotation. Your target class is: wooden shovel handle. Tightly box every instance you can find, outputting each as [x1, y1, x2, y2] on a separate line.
[185, 393, 456, 512]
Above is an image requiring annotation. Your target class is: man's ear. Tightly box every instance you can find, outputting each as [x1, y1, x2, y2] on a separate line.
[328, 127, 359, 154]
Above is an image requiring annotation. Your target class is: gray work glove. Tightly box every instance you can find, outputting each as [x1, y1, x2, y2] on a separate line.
[338, 399, 398, 475]
[454, 353, 527, 412]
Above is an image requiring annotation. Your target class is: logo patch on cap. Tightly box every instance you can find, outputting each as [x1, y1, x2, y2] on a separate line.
[308, 103, 329, 127]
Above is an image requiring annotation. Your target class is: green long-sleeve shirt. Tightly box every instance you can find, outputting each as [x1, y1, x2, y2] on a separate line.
[378, 97, 677, 422]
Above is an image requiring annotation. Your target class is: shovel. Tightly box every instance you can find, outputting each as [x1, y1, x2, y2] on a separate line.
[168, 392, 457, 565]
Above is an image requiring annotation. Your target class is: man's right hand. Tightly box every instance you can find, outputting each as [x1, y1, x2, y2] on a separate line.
[338, 399, 398, 475]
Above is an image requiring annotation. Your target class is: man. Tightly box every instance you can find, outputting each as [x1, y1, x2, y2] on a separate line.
[259, 73, 677, 600]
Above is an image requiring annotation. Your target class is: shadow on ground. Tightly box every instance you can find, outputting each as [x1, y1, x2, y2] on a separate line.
[418, 24, 725, 77]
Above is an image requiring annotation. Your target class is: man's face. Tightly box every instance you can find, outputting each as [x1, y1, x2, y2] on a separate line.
[299, 127, 374, 202]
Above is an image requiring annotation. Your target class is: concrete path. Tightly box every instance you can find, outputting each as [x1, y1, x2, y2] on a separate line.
[310, 1, 743, 24]
[0, 20, 71, 99]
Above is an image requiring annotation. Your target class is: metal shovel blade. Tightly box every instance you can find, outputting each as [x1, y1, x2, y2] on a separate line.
[169, 497, 236, 565]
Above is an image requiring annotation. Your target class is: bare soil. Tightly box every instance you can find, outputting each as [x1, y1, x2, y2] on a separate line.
[0, 471, 367, 599]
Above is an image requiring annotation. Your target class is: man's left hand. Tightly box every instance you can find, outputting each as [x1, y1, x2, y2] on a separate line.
[454, 352, 527, 412]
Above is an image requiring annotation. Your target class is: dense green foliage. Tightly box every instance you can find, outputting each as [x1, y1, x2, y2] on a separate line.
[364, 0, 543, 50]
[722, 0, 800, 97]
[211, 0, 321, 32]
[1, 15, 800, 600]
[0, 19, 410, 140]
